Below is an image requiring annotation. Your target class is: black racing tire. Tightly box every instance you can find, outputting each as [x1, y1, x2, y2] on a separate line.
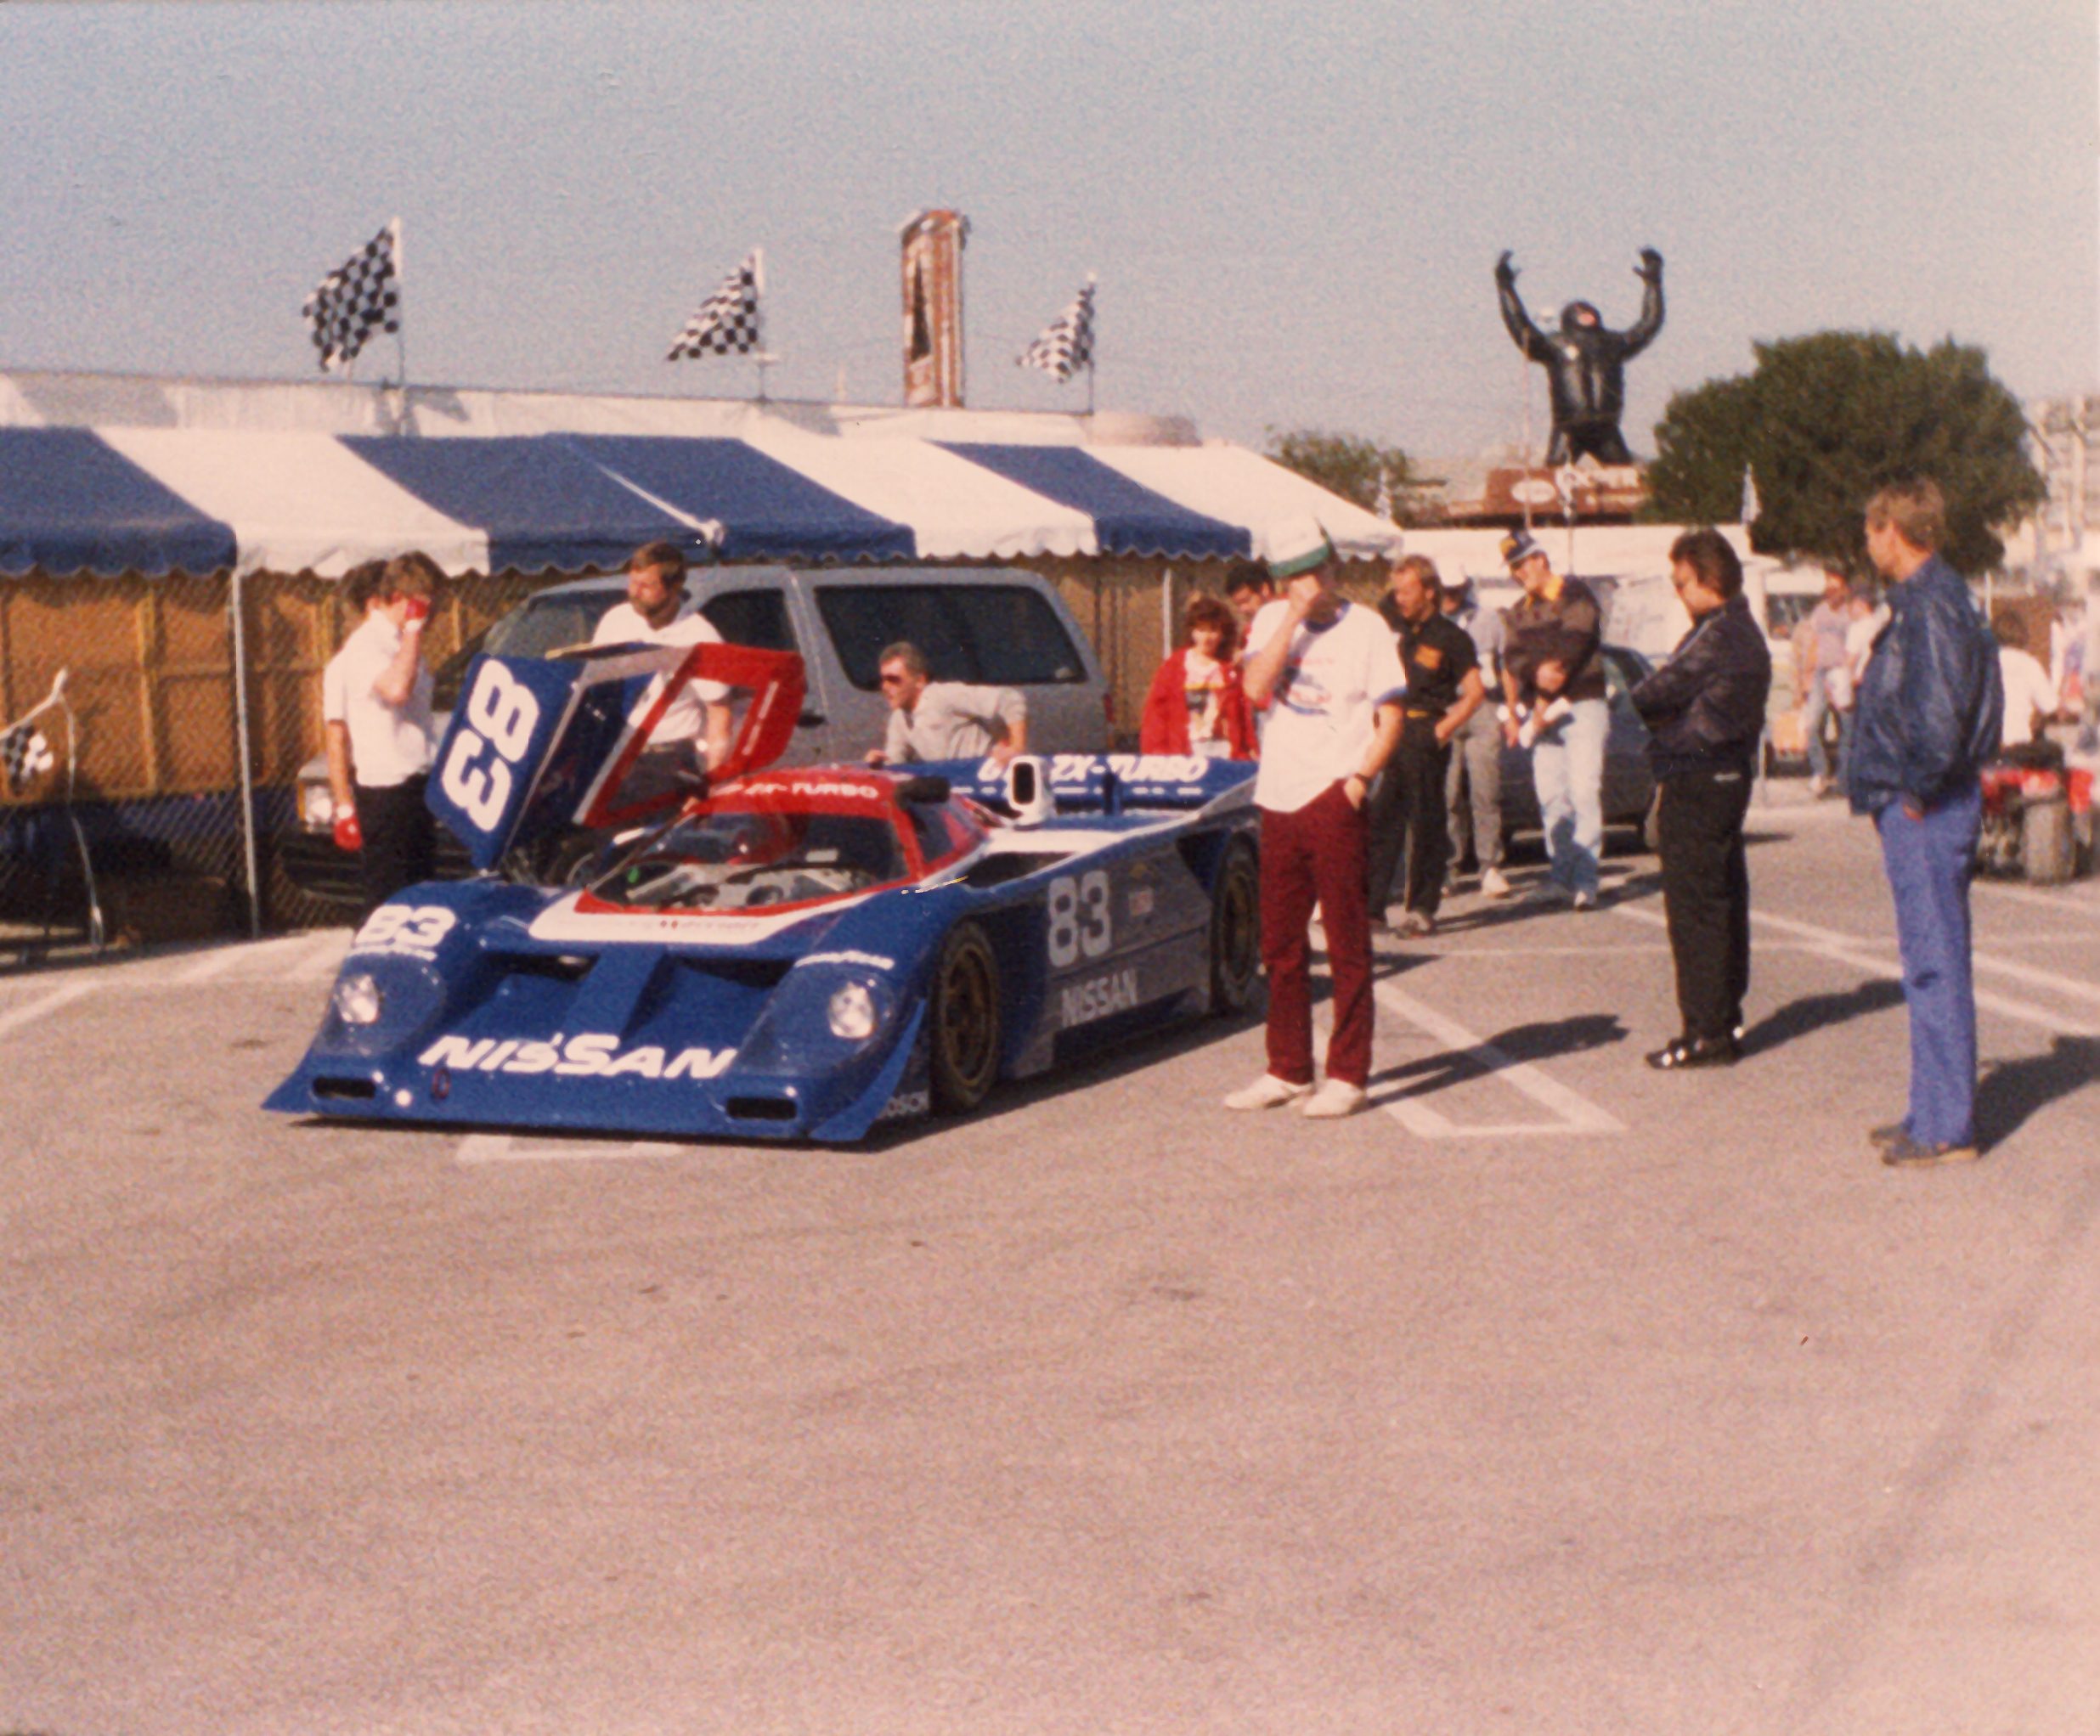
[928, 922, 1001, 1115]
[1208, 838, 1262, 1016]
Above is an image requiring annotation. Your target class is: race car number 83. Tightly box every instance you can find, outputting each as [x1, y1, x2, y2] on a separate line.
[1047, 870, 1112, 967]
[439, 662, 542, 831]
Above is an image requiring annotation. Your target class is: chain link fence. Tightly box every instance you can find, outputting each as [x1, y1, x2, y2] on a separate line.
[0, 557, 1389, 966]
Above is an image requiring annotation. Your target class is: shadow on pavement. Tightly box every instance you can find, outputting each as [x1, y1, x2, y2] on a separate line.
[1977, 1037, 2100, 1149]
[1370, 1012, 1626, 1101]
[1745, 978, 1905, 1053]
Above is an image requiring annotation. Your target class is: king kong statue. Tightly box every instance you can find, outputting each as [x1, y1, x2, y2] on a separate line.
[1495, 248, 1665, 467]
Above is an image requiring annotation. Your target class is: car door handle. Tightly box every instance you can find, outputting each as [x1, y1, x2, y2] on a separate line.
[798, 709, 827, 728]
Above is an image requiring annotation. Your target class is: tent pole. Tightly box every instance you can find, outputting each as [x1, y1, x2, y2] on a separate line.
[230, 568, 262, 938]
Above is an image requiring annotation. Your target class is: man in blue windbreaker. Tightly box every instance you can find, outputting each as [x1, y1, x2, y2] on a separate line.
[1846, 479, 2004, 1168]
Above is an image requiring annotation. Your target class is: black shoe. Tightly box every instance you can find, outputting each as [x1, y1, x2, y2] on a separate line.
[1869, 1121, 1908, 1148]
[1881, 1132, 1980, 1168]
[1645, 1034, 1742, 1071]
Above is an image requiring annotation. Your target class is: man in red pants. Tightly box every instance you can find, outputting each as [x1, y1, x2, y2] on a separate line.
[1227, 518, 1407, 1119]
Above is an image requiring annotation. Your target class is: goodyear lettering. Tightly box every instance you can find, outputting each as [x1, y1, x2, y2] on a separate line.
[417, 1032, 735, 1081]
[1058, 967, 1140, 1030]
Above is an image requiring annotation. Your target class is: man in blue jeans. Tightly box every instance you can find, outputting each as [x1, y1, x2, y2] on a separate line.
[1500, 530, 1609, 907]
[1846, 479, 2003, 1167]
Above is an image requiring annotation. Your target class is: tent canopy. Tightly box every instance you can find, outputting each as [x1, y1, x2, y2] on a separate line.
[0, 379, 1405, 578]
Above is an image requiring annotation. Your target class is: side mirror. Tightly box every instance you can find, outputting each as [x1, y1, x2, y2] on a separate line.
[1005, 755, 1055, 826]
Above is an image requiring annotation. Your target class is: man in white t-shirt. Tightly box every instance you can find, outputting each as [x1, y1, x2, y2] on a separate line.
[322, 552, 440, 916]
[1993, 612, 2059, 751]
[590, 540, 733, 795]
[1224, 518, 1407, 1119]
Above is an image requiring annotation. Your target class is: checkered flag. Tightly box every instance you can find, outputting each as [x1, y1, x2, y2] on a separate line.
[0, 721, 53, 793]
[668, 251, 764, 359]
[1018, 277, 1096, 383]
[302, 221, 401, 374]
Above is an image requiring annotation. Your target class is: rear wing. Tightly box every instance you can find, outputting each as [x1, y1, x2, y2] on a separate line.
[426, 640, 804, 868]
[920, 752, 1256, 819]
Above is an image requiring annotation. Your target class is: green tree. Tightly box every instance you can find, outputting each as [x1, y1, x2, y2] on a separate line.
[1264, 428, 1414, 521]
[1646, 331, 2043, 575]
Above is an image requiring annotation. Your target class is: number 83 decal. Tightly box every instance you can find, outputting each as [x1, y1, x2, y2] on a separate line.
[1046, 870, 1112, 966]
[439, 662, 543, 832]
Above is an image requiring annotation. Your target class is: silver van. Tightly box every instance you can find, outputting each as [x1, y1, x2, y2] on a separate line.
[283, 564, 1109, 902]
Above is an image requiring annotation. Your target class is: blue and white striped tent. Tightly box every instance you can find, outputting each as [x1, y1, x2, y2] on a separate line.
[0, 373, 1403, 578]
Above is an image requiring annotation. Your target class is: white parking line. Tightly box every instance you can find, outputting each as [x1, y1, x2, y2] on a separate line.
[170, 931, 323, 983]
[1608, 902, 2100, 1038]
[0, 978, 100, 1038]
[1346, 978, 1625, 1139]
[457, 1132, 696, 1164]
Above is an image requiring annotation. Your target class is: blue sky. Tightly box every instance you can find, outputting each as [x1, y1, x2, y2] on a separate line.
[3, 0, 2093, 461]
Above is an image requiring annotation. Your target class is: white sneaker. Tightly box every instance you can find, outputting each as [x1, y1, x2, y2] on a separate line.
[1301, 1079, 1368, 1119]
[1480, 865, 1511, 899]
[1224, 1074, 1313, 1111]
[1571, 890, 1596, 912]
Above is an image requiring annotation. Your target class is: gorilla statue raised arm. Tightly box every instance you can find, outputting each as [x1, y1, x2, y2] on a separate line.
[1496, 248, 1664, 467]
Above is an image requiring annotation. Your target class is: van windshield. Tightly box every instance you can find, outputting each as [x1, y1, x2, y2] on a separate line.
[485, 590, 625, 658]
[815, 583, 1087, 690]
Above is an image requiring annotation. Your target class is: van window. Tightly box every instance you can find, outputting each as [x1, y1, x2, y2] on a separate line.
[701, 587, 796, 652]
[816, 583, 1087, 690]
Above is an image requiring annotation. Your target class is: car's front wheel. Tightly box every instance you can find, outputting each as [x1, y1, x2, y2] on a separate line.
[929, 922, 1001, 1114]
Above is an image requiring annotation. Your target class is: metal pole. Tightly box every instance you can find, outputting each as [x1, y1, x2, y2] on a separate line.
[229, 568, 262, 938]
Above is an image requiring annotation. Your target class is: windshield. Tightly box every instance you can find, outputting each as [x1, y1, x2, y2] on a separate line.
[584, 807, 908, 914]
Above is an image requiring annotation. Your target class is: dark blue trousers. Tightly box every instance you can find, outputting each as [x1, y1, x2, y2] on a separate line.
[1875, 783, 1983, 1147]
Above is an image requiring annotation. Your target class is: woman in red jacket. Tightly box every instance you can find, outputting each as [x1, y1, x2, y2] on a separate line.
[1140, 593, 1258, 758]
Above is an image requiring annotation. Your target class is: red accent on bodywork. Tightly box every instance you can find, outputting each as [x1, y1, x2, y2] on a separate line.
[579, 643, 806, 831]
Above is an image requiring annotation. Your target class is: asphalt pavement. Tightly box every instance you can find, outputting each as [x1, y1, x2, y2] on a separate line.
[3, 795, 2097, 1734]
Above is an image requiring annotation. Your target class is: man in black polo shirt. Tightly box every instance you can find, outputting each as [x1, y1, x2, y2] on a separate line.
[1365, 555, 1485, 935]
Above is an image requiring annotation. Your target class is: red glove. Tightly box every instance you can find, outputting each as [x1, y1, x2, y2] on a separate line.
[333, 811, 364, 853]
[401, 594, 432, 628]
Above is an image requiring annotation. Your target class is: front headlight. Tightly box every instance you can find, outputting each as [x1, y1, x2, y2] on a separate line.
[827, 980, 880, 1041]
[332, 972, 383, 1026]
[301, 782, 336, 828]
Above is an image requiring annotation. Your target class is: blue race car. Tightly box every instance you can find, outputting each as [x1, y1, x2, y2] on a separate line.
[267, 641, 1261, 1143]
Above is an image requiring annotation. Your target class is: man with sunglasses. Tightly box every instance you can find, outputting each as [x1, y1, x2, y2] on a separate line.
[866, 641, 1028, 768]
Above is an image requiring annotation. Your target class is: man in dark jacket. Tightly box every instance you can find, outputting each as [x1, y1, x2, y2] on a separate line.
[1632, 528, 1772, 1068]
[1847, 479, 2004, 1167]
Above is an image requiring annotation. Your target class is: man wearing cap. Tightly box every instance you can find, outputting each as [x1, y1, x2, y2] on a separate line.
[1499, 529, 1608, 907]
[1225, 518, 1407, 1119]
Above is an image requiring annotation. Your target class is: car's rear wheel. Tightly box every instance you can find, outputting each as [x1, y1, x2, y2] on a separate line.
[929, 922, 1001, 1114]
[1209, 838, 1261, 1015]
